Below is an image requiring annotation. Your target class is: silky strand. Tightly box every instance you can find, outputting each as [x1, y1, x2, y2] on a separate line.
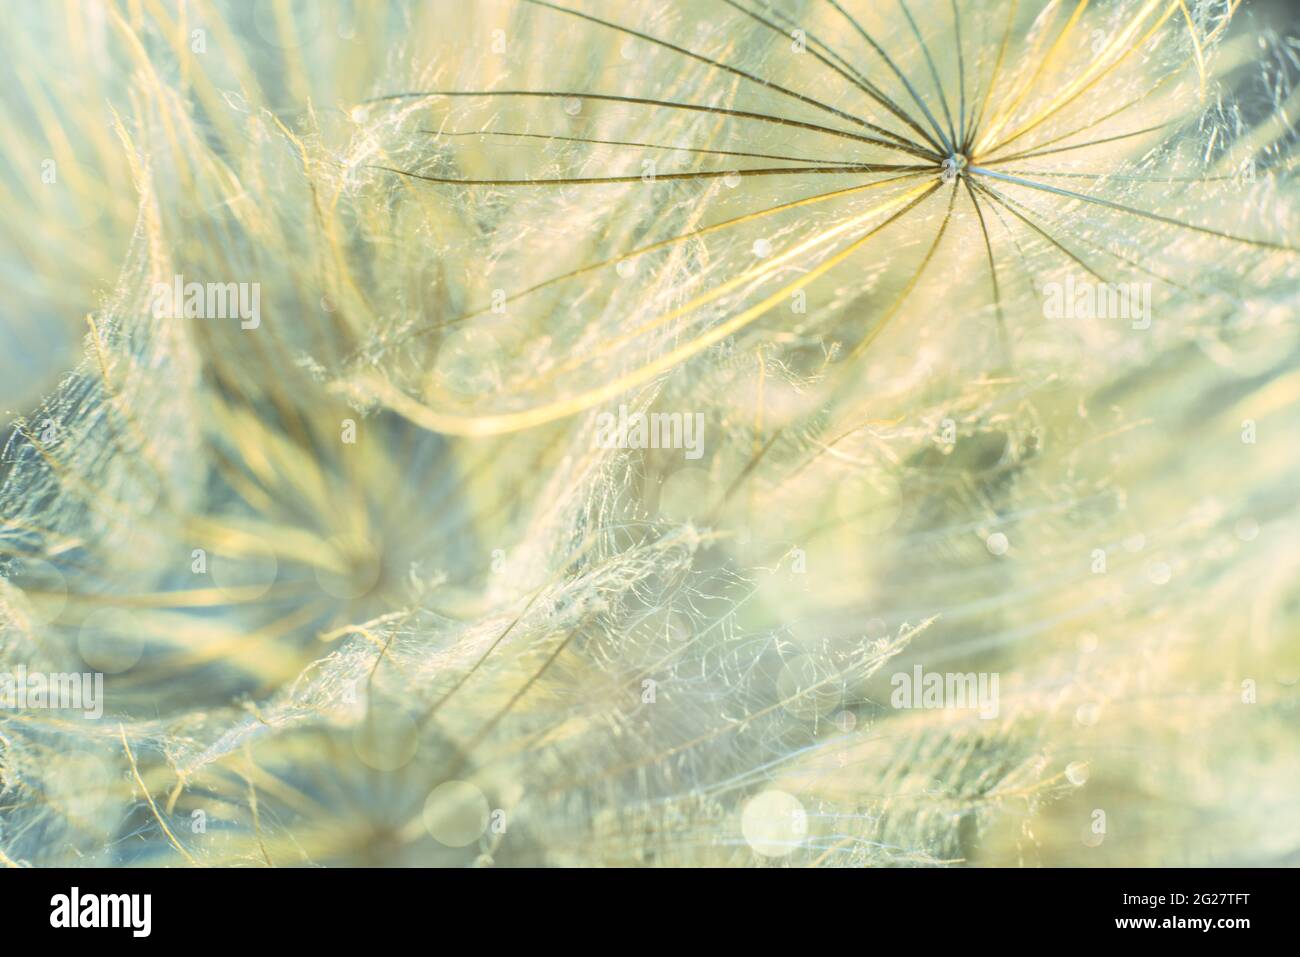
[0, 0, 1297, 867]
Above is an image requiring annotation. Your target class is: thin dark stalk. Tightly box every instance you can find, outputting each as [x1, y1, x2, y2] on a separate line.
[982, 69, 1182, 163]
[824, 0, 955, 153]
[429, 129, 864, 166]
[897, 0, 958, 150]
[731, 0, 946, 155]
[717, 0, 933, 155]
[365, 90, 935, 159]
[961, 175, 1008, 358]
[970, 166, 1299, 252]
[965, 0, 1019, 155]
[950, 0, 968, 148]
[981, 124, 1168, 166]
[371, 162, 927, 187]
[523, 0, 920, 153]
[971, 179, 1110, 282]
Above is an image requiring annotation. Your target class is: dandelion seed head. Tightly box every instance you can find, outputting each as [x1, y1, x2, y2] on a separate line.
[1, 0, 1297, 868]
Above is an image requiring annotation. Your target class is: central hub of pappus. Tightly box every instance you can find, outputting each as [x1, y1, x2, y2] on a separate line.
[941, 153, 968, 183]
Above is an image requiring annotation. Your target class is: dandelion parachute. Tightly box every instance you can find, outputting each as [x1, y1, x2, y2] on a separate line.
[0, 0, 1297, 867]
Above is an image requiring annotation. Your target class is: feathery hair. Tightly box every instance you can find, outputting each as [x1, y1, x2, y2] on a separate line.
[1, 0, 1298, 867]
